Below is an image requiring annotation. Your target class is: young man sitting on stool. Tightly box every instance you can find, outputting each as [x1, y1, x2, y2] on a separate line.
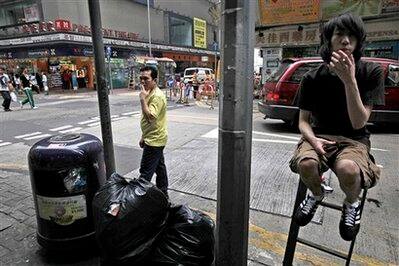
[289, 13, 384, 241]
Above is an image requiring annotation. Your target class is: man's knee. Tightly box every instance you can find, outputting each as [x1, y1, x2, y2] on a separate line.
[334, 159, 360, 185]
[298, 158, 319, 176]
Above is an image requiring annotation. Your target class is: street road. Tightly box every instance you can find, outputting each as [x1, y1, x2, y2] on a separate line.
[0, 90, 398, 265]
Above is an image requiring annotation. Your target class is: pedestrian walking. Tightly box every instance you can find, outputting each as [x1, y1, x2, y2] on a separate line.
[0, 66, 12, 112]
[71, 71, 78, 91]
[14, 73, 21, 95]
[42, 72, 49, 95]
[36, 72, 43, 92]
[20, 68, 37, 109]
[289, 13, 384, 241]
[138, 66, 169, 198]
[30, 73, 40, 94]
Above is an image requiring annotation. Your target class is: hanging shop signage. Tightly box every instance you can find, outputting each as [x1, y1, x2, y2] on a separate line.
[193, 17, 207, 49]
[258, 0, 319, 26]
[256, 26, 320, 47]
[381, 0, 399, 13]
[0, 19, 140, 41]
[322, 0, 380, 19]
[0, 33, 217, 56]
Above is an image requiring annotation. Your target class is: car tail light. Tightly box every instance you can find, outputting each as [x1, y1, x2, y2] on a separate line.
[266, 92, 280, 102]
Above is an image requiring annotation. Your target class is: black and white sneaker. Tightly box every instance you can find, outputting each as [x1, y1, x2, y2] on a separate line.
[339, 202, 361, 241]
[294, 194, 324, 226]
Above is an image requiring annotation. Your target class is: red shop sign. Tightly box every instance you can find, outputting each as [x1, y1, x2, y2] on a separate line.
[55, 19, 72, 31]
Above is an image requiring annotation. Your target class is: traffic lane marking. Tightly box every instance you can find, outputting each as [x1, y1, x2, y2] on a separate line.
[50, 125, 73, 131]
[201, 128, 389, 152]
[23, 134, 51, 140]
[0, 142, 12, 147]
[59, 127, 82, 133]
[15, 132, 42, 139]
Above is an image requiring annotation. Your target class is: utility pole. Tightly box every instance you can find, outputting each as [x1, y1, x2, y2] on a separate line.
[147, 0, 152, 57]
[88, 0, 116, 178]
[216, 0, 255, 265]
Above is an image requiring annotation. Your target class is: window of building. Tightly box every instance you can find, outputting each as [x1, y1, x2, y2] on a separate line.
[0, 1, 40, 27]
[169, 14, 192, 47]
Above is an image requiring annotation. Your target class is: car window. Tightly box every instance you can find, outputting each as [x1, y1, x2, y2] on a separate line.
[185, 69, 196, 75]
[265, 62, 291, 82]
[385, 64, 399, 87]
[289, 62, 321, 83]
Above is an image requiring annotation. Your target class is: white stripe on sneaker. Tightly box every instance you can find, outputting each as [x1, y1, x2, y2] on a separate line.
[24, 134, 51, 140]
[15, 132, 42, 139]
[50, 125, 73, 131]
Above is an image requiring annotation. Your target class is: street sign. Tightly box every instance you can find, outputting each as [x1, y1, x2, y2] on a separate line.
[106, 46, 111, 58]
[212, 42, 218, 51]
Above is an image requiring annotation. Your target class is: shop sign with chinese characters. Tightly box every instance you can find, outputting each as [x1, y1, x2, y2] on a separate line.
[0, 19, 140, 41]
[256, 27, 320, 47]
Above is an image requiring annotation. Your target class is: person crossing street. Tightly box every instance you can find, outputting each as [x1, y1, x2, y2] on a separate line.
[0, 66, 12, 112]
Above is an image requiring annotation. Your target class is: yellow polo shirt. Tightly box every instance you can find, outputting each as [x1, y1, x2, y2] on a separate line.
[140, 87, 167, 147]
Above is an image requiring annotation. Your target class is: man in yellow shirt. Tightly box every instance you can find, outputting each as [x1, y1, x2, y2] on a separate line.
[138, 66, 168, 197]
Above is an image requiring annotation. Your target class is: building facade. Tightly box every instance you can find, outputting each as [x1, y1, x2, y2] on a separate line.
[255, 0, 399, 83]
[0, 0, 220, 89]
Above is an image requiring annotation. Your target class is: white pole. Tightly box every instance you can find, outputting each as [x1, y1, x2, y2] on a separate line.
[147, 0, 152, 57]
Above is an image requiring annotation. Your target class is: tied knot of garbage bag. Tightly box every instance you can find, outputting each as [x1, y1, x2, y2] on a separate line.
[92, 173, 169, 263]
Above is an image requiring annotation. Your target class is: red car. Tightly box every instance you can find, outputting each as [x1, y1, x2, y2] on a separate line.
[258, 57, 399, 126]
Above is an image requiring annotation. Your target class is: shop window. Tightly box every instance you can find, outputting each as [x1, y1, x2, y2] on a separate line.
[169, 14, 192, 47]
[0, 1, 40, 27]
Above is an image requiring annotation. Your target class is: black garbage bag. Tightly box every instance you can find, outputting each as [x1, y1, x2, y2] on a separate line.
[150, 205, 215, 265]
[92, 173, 169, 264]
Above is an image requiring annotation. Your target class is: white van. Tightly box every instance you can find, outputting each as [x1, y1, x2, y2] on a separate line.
[183, 67, 214, 86]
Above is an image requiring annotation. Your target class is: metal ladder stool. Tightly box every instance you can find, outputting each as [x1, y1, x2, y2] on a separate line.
[283, 176, 368, 266]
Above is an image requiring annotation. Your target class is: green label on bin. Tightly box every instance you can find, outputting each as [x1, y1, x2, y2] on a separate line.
[36, 195, 87, 226]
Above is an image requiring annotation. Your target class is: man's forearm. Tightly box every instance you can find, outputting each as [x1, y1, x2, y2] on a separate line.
[140, 98, 151, 119]
[299, 120, 317, 145]
[344, 80, 369, 129]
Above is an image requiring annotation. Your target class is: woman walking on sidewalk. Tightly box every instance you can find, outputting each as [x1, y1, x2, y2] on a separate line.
[20, 68, 37, 109]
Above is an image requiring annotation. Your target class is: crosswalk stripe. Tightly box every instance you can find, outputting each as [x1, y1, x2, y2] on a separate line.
[0, 142, 12, 147]
[24, 134, 51, 140]
[111, 115, 119, 118]
[111, 117, 128, 122]
[15, 132, 42, 139]
[78, 119, 99, 125]
[122, 111, 140, 116]
[87, 122, 100, 127]
[50, 125, 73, 131]
[59, 127, 82, 133]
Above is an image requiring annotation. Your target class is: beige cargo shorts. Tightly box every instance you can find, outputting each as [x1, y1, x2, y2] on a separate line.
[289, 135, 381, 188]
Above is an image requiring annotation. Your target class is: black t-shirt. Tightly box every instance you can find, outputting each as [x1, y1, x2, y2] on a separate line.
[297, 60, 385, 145]
[20, 74, 30, 88]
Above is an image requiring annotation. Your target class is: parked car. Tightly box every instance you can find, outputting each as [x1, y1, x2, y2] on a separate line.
[258, 57, 399, 127]
[183, 67, 214, 87]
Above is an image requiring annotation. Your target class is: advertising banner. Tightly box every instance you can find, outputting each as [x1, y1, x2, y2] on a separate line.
[193, 17, 207, 49]
[322, 0, 380, 19]
[258, 0, 319, 26]
[381, 0, 399, 13]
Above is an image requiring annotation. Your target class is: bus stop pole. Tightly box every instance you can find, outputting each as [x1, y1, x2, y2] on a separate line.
[88, 0, 116, 178]
[216, 1, 255, 265]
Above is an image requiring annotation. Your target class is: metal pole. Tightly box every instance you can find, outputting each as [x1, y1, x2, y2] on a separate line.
[147, 0, 152, 57]
[216, 0, 255, 265]
[88, 0, 116, 178]
[108, 56, 113, 93]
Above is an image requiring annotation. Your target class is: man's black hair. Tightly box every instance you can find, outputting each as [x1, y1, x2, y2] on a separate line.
[140, 65, 158, 80]
[319, 13, 366, 63]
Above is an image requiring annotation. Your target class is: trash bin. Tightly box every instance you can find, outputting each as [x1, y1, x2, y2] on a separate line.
[28, 133, 106, 250]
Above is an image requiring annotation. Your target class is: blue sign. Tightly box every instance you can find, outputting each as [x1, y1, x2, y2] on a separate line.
[212, 42, 218, 51]
[106, 46, 112, 58]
